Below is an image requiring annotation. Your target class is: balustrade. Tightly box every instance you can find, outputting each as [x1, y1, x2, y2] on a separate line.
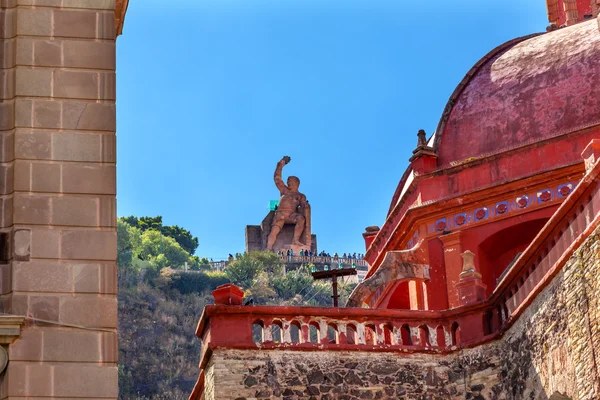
[247, 316, 459, 349]
[280, 255, 368, 268]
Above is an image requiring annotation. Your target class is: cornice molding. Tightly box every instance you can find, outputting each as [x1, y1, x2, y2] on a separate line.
[0, 314, 24, 345]
[115, 0, 130, 36]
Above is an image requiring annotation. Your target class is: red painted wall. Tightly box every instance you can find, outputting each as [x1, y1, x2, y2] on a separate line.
[425, 238, 448, 310]
[461, 207, 557, 296]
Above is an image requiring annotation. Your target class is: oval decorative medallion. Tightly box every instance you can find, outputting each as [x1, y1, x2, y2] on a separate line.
[475, 209, 486, 220]
[496, 203, 508, 214]
[455, 215, 466, 226]
[517, 197, 528, 208]
[539, 191, 552, 202]
[559, 185, 571, 196]
[436, 221, 446, 231]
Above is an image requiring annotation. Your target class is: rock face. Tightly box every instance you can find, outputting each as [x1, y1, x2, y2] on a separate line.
[202, 230, 600, 400]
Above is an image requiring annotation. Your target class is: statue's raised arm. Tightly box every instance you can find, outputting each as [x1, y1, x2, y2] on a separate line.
[274, 156, 291, 193]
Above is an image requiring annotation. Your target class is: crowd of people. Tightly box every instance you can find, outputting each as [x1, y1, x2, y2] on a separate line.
[277, 249, 364, 259]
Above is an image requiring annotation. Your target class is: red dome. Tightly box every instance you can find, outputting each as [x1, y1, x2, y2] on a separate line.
[433, 20, 600, 167]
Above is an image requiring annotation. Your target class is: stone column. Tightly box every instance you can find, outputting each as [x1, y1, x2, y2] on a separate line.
[439, 231, 463, 308]
[0, 1, 121, 398]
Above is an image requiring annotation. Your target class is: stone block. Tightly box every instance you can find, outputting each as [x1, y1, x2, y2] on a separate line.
[10, 293, 28, 315]
[97, 9, 116, 39]
[42, 329, 102, 362]
[53, 364, 119, 398]
[32, 100, 61, 129]
[73, 262, 112, 293]
[14, 195, 50, 224]
[99, 71, 116, 100]
[0, 163, 13, 194]
[98, 196, 115, 227]
[13, 229, 31, 261]
[14, 128, 52, 160]
[59, 294, 117, 328]
[52, 131, 102, 162]
[7, 328, 43, 361]
[61, 229, 116, 260]
[15, 37, 33, 65]
[52, 195, 98, 226]
[6, 362, 52, 397]
[63, 39, 115, 70]
[0, 68, 15, 99]
[15, 98, 32, 128]
[0, 38, 15, 69]
[33, 39, 62, 67]
[53, 70, 98, 99]
[99, 262, 117, 294]
[13, 160, 30, 191]
[29, 295, 59, 321]
[63, 0, 115, 9]
[30, 228, 60, 258]
[0, 130, 15, 162]
[1, 196, 13, 227]
[53, 10, 96, 39]
[0, 8, 16, 39]
[101, 133, 116, 162]
[0, 100, 15, 130]
[31, 161, 60, 192]
[0, 263, 11, 295]
[17, 7, 52, 36]
[15, 68, 52, 97]
[61, 163, 115, 194]
[62, 101, 116, 131]
[13, 260, 72, 292]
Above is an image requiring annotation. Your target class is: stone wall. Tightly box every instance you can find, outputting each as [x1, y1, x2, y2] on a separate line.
[0, 1, 120, 399]
[201, 230, 600, 399]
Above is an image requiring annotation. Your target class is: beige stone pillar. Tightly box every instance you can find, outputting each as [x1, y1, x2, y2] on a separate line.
[0, 1, 124, 398]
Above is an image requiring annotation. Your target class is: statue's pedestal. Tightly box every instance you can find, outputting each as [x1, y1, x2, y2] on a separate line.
[245, 210, 317, 254]
[281, 243, 307, 256]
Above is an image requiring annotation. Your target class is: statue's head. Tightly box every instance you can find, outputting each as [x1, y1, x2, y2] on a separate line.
[287, 176, 300, 191]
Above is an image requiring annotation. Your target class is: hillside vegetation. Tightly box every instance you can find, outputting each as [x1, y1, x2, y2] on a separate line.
[117, 217, 356, 399]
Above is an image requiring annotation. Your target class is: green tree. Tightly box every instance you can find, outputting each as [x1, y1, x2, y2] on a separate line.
[117, 220, 142, 287]
[161, 224, 199, 255]
[224, 252, 265, 290]
[271, 267, 314, 300]
[121, 216, 199, 255]
[140, 230, 190, 270]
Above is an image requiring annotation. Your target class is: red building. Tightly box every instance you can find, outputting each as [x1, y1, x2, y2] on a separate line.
[351, 2, 600, 312]
[191, 2, 600, 399]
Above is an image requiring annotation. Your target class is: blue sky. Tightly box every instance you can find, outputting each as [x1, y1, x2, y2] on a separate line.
[116, 0, 548, 259]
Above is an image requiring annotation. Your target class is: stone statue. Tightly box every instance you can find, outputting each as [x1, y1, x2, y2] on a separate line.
[266, 156, 310, 250]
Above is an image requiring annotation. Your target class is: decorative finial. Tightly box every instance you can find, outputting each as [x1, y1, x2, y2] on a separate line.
[459, 250, 482, 280]
[460, 250, 476, 273]
[417, 129, 427, 147]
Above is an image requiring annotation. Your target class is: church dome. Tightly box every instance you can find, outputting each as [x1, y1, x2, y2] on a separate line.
[432, 19, 600, 167]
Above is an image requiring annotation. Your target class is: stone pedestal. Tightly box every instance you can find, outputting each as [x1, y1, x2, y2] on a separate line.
[456, 251, 487, 306]
[245, 210, 317, 254]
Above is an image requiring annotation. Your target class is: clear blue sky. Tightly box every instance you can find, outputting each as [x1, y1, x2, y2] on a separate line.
[116, 0, 548, 259]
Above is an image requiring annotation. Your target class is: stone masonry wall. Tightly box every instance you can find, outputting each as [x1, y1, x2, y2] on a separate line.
[0, 1, 119, 399]
[203, 229, 600, 400]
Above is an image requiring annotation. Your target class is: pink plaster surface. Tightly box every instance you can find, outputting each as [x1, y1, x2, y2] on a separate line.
[436, 20, 600, 167]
